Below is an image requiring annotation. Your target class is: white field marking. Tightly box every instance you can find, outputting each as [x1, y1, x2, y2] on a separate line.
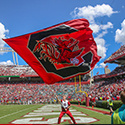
[37, 105, 61, 110]
[0, 106, 35, 120]
[36, 104, 76, 111]
[30, 104, 85, 116]
[12, 117, 98, 124]
[35, 105, 60, 112]
[24, 104, 86, 117]
[38, 104, 77, 111]
[23, 112, 86, 117]
[38, 104, 60, 108]
[33, 109, 77, 112]
[33, 109, 61, 112]
[30, 112, 83, 115]
[38, 107, 60, 110]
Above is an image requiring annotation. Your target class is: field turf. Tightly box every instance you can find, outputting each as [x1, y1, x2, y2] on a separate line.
[72, 105, 111, 124]
[0, 104, 42, 124]
[0, 104, 111, 124]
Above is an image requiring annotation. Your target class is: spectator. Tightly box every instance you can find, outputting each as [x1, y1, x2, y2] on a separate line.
[111, 89, 125, 124]
[0, 74, 125, 105]
[107, 97, 114, 114]
[91, 96, 96, 109]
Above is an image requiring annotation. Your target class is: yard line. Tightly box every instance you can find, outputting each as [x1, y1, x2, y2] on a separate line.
[0, 106, 40, 119]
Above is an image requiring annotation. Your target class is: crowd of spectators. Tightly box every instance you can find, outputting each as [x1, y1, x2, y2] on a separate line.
[0, 65, 90, 83]
[0, 82, 87, 104]
[88, 77, 125, 101]
[0, 65, 38, 76]
[107, 65, 125, 76]
[105, 45, 125, 62]
[0, 76, 125, 105]
[0, 63, 125, 105]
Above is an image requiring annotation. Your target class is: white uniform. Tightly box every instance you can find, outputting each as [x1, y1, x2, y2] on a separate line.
[61, 99, 70, 111]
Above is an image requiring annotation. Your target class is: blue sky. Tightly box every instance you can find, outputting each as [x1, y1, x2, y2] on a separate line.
[0, 0, 125, 76]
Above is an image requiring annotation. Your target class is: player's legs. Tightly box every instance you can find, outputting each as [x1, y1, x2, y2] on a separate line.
[109, 106, 113, 114]
[58, 111, 65, 124]
[66, 110, 77, 124]
[92, 102, 95, 108]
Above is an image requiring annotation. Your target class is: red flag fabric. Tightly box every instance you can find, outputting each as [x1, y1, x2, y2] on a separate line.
[105, 65, 108, 68]
[3, 19, 101, 84]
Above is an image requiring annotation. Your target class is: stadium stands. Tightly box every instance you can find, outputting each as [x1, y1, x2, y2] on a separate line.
[0, 65, 38, 77]
[92, 45, 125, 102]
[0, 76, 124, 104]
[94, 65, 125, 80]
[104, 45, 125, 65]
[0, 82, 87, 104]
[88, 77, 125, 101]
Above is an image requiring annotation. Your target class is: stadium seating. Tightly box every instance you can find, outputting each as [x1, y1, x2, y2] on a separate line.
[104, 45, 125, 63]
[0, 65, 38, 77]
[88, 78, 125, 101]
[0, 77, 124, 104]
[0, 82, 83, 104]
[0, 64, 124, 105]
[107, 65, 125, 76]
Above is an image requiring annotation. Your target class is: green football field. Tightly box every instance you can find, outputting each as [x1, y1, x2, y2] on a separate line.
[0, 104, 111, 124]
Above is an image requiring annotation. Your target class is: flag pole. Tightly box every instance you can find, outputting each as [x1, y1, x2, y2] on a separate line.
[79, 75, 81, 92]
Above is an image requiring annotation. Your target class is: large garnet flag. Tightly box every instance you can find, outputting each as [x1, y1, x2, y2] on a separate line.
[3, 19, 101, 84]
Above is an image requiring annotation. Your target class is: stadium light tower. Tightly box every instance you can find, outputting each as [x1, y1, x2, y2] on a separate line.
[0, 47, 19, 65]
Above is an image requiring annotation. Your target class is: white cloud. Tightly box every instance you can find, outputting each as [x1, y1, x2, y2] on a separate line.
[97, 30, 108, 39]
[95, 62, 106, 68]
[93, 22, 113, 59]
[100, 62, 106, 68]
[115, 19, 125, 44]
[71, 4, 117, 23]
[0, 60, 14, 65]
[90, 24, 100, 33]
[95, 37, 107, 59]
[71, 4, 116, 59]
[90, 22, 113, 34]
[0, 22, 9, 48]
[100, 22, 113, 30]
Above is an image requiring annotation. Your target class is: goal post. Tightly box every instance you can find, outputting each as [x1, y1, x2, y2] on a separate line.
[74, 75, 89, 106]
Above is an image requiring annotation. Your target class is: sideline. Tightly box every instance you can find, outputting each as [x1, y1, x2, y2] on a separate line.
[0, 105, 39, 120]
[72, 104, 110, 116]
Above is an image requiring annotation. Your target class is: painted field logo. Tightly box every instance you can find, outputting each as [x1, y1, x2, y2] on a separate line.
[11, 104, 99, 124]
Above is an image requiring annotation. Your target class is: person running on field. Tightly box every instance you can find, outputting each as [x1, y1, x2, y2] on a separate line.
[56, 95, 77, 124]
[107, 96, 113, 114]
[92, 96, 96, 109]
